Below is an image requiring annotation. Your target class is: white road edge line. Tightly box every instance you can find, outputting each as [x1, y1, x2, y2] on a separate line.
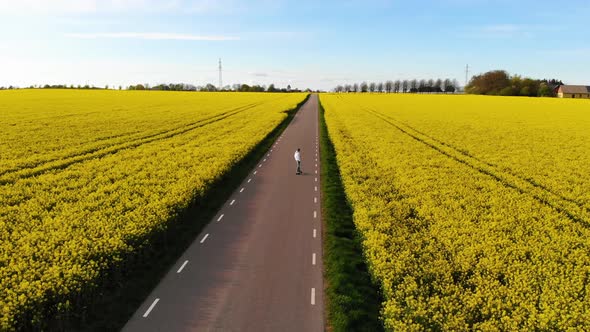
[143, 298, 160, 318]
[177, 260, 189, 273]
[311, 288, 316, 305]
[312, 253, 316, 265]
[200, 234, 209, 243]
[230, 199, 235, 206]
[313, 229, 317, 238]
[217, 214, 224, 222]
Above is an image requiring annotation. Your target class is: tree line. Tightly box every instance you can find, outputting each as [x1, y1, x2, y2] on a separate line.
[333, 79, 459, 93]
[0, 83, 308, 93]
[466, 70, 563, 97]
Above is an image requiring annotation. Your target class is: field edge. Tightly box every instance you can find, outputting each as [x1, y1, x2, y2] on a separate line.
[319, 97, 384, 332]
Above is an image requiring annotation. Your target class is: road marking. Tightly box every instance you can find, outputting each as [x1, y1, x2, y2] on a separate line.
[267, 154, 270, 157]
[230, 199, 236, 206]
[315, 170, 317, 174]
[315, 158, 317, 162]
[200, 234, 209, 243]
[240, 187, 245, 193]
[313, 229, 317, 238]
[248, 178, 252, 183]
[259, 164, 262, 168]
[314, 186, 317, 192]
[263, 158, 267, 162]
[311, 288, 316, 305]
[314, 197, 317, 203]
[315, 177, 318, 182]
[217, 214, 224, 222]
[143, 298, 160, 317]
[177, 260, 189, 273]
[314, 211, 317, 218]
[312, 253, 316, 265]
[254, 171, 257, 175]
[315, 164, 317, 167]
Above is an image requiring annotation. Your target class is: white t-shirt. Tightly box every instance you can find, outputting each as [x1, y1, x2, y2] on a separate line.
[294, 151, 301, 161]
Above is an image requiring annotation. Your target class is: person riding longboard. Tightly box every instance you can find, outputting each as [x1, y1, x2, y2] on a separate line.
[294, 148, 302, 175]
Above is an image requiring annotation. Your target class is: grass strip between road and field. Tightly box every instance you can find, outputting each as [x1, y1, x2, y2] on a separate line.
[319, 98, 384, 332]
[57, 94, 311, 331]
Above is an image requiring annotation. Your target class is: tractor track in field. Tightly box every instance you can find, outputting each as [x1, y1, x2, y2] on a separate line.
[0, 101, 266, 185]
[362, 106, 590, 226]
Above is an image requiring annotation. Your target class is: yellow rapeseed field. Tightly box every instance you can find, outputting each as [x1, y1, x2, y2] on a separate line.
[0, 89, 307, 330]
[320, 93, 590, 330]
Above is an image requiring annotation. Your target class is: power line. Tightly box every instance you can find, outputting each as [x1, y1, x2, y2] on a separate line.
[218, 58, 222, 90]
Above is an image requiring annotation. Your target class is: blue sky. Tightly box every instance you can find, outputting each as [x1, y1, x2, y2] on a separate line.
[0, 0, 589, 90]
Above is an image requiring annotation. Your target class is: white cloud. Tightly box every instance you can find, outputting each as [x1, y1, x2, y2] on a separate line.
[65, 32, 239, 41]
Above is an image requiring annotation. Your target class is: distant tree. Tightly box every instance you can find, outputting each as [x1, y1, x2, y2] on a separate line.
[334, 85, 344, 93]
[434, 79, 443, 93]
[466, 70, 510, 95]
[376, 82, 384, 93]
[352, 83, 359, 93]
[360, 82, 369, 93]
[287, 84, 291, 92]
[135, 84, 145, 90]
[537, 82, 553, 97]
[344, 84, 352, 93]
[410, 79, 418, 90]
[267, 84, 277, 92]
[401, 80, 408, 93]
[393, 80, 401, 93]
[368, 82, 376, 92]
[105, 85, 109, 90]
[384, 80, 393, 93]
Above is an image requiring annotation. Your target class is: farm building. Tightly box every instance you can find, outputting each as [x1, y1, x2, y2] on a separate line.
[557, 85, 590, 98]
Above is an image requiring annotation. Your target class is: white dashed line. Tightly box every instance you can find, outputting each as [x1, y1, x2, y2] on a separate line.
[254, 171, 257, 175]
[315, 170, 317, 174]
[240, 187, 245, 193]
[314, 197, 317, 203]
[315, 177, 318, 182]
[314, 186, 317, 192]
[314, 211, 317, 219]
[143, 298, 160, 318]
[259, 164, 262, 168]
[230, 199, 236, 206]
[311, 288, 316, 305]
[313, 229, 317, 238]
[217, 214, 224, 222]
[315, 164, 317, 167]
[200, 234, 209, 243]
[248, 178, 252, 183]
[177, 260, 189, 273]
[312, 253, 316, 265]
[263, 159, 267, 162]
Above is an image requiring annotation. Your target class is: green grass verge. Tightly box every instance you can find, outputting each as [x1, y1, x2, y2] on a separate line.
[319, 98, 384, 332]
[36, 94, 311, 331]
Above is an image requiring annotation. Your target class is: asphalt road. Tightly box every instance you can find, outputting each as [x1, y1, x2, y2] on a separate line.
[123, 94, 324, 332]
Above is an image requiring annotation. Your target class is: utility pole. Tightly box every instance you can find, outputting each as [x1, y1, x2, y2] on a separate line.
[218, 58, 222, 91]
[465, 64, 470, 88]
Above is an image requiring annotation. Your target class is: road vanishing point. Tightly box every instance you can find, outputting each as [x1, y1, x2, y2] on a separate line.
[123, 95, 324, 331]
